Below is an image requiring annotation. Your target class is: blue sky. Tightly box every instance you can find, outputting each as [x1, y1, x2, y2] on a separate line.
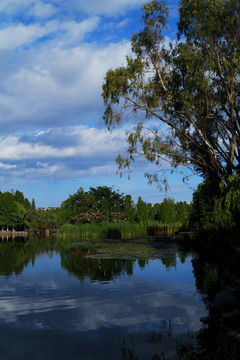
[0, 0, 201, 207]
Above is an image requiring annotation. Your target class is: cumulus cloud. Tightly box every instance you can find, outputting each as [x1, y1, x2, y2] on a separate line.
[0, 125, 129, 179]
[0, 126, 124, 160]
[0, 39, 131, 133]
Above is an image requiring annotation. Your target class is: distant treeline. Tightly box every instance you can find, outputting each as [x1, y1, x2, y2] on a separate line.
[0, 186, 191, 231]
[60, 186, 191, 226]
[0, 190, 59, 231]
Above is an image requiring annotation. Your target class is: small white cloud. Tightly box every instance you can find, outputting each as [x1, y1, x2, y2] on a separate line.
[0, 162, 16, 170]
[36, 162, 49, 168]
[35, 130, 49, 137]
[60, 17, 100, 44]
[116, 19, 129, 29]
[28, 3, 57, 18]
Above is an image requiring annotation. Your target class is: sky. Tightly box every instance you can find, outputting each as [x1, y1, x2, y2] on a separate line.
[0, 0, 201, 207]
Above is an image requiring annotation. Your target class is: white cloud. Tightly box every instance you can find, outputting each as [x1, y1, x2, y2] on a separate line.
[0, 39, 131, 133]
[68, 0, 146, 16]
[0, 126, 126, 161]
[0, 162, 16, 170]
[59, 17, 100, 44]
[0, 135, 73, 161]
[0, 17, 100, 51]
[0, 0, 33, 14]
[28, 2, 57, 18]
[0, 23, 52, 50]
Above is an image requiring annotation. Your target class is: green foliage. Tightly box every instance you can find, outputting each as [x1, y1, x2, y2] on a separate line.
[213, 175, 240, 230]
[124, 195, 136, 222]
[29, 208, 60, 229]
[189, 175, 240, 233]
[0, 185, 191, 233]
[89, 186, 124, 215]
[60, 186, 125, 223]
[59, 185, 191, 230]
[158, 197, 176, 224]
[0, 191, 28, 230]
[189, 181, 216, 229]
[175, 201, 191, 224]
[102, 0, 240, 189]
[136, 196, 148, 224]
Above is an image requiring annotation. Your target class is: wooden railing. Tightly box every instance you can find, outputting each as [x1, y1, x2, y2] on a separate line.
[147, 226, 174, 237]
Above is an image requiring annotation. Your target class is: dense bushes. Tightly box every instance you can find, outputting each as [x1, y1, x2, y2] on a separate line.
[190, 175, 240, 234]
[0, 190, 32, 230]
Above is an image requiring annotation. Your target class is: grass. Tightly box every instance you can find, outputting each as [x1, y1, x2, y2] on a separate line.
[58, 222, 148, 241]
[58, 221, 186, 241]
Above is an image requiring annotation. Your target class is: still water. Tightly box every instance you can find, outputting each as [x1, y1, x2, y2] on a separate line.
[0, 238, 207, 359]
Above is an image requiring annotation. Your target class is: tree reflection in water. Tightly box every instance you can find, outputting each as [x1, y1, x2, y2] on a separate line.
[119, 239, 240, 360]
[0, 236, 59, 277]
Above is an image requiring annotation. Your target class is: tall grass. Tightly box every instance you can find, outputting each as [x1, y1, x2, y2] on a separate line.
[58, 221, 186, 241]
[58, 222, 147, 241]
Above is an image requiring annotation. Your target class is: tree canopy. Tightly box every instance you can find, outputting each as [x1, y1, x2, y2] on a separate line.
[102, 0, 240, 190]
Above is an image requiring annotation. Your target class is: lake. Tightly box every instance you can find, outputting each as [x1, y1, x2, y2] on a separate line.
[0, 236, 227, 359]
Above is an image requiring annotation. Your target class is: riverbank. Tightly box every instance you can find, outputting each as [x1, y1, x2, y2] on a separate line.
[0, 230, 28, 238]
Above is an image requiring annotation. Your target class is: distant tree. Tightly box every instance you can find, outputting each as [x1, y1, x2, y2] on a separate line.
[60, 186, 124, 223]
[136, 196, 148, 223]
[33, 209, 49, 228]
[31, 198, 36, 210]
[60, 187, 94, 223]
[146, 203, 156, 222]
[175, 201, 190, 224]
[89, 186, 124, 215]
[189, 181, 216, 229]
[124, 194, 136, 222]
[14, 190, 25, 204]
[46, 208, 61, 229]
[24, 198, 31, 209]
[0, 192, 26, 230]
[159, 198, 176, 224]
[152, 203, 162, 222]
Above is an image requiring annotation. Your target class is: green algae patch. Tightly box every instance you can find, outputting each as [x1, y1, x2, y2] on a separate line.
[62, 238, 162, 260]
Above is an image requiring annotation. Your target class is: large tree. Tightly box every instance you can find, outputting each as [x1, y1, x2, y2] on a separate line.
[102, 0, 240, 191]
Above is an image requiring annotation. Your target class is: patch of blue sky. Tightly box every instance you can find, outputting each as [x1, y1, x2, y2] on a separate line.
[29, 32, 59, 47]
[2, 168, 201, 208]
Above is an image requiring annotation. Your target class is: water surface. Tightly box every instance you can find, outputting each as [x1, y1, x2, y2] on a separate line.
[0, 238, 207, 359]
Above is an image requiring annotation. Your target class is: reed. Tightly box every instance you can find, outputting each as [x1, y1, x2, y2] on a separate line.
[58, 222, 148, 241]
[58, 221, 186, 241]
